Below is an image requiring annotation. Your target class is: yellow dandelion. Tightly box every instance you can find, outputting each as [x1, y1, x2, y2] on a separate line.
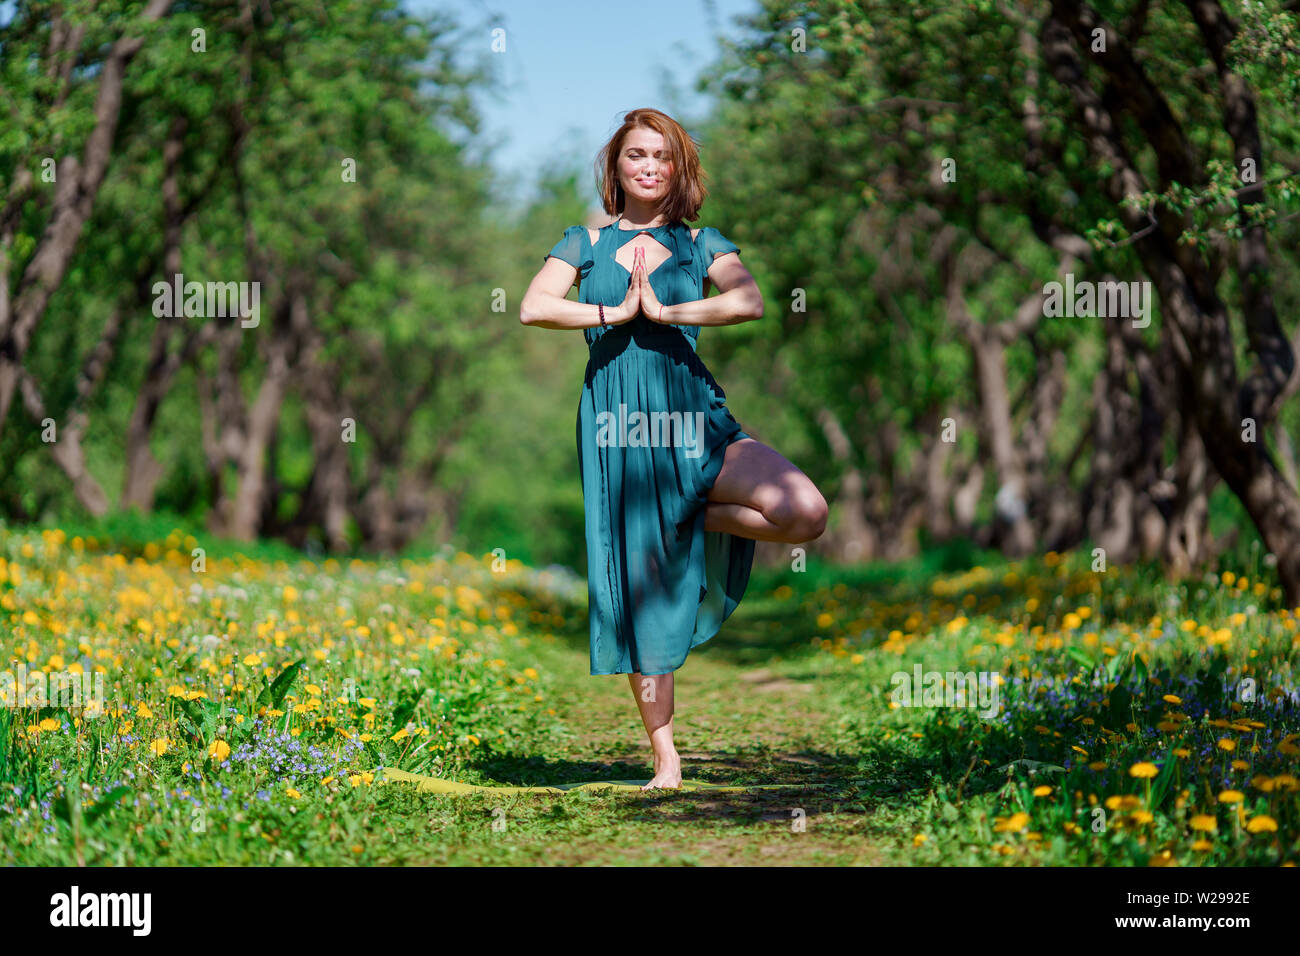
[1032, 785, 1052, 797]
[208, 739, 231, 763]
[1246, 815, 1277, 833]
[1129, 762, 1159, 779]
[993, 812, 1031, 832]
[149, 737, 170, 756]
[1217, 790, 1244, 804]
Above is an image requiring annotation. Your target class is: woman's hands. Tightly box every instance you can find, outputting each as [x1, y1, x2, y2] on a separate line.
[633, 248, 667, 322]
[605, 247, 668, 326]
[611, 251, 647, 325]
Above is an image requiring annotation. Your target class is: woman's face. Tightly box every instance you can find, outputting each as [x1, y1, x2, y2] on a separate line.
[618, 127, 672, 203]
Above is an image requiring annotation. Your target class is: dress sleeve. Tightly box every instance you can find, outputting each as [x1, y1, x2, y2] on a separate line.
[696, 226, 740, 267]
[543, 225, 594, 281]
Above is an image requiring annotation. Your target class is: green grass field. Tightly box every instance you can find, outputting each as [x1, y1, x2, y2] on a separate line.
[1, 519, 1297, 866]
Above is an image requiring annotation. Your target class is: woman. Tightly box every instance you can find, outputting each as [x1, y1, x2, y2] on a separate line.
[521, 108, 827, 790]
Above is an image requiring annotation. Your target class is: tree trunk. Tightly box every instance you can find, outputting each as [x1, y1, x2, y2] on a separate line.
[816, 406, 877, 562]
[1043, 3, 1300, 603]
[0, 0, 173, 430]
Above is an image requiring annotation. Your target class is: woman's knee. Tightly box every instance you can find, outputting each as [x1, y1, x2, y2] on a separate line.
[770, 481, 828, 542]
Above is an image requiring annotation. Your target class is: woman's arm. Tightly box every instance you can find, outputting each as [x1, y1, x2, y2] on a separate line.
[661, 252, 763, 326]
[521, 291, 630, 330]
[520, 257, 633, 329]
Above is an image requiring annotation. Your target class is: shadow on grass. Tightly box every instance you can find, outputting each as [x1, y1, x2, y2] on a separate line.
[435, 734, 998, 830]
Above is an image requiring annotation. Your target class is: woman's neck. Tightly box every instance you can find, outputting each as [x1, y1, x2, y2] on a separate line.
[616, 197, 667, 230]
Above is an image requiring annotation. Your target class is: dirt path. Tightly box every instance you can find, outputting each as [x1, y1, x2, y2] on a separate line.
[510, 604, 888, 866]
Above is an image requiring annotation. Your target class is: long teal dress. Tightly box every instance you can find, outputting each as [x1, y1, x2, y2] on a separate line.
[544, 219, 755, 676]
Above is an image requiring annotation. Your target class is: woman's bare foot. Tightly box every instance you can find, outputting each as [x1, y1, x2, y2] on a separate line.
[642, 748, 683, 790]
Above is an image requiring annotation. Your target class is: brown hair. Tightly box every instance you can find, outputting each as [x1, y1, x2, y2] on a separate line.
[595, 108, 708, 223]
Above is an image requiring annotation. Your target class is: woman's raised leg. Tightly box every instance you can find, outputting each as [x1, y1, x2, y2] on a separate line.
[704, 437, 828, 543]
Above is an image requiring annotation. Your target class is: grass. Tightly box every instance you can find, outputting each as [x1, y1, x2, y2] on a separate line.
[0, 520, 1297, 865]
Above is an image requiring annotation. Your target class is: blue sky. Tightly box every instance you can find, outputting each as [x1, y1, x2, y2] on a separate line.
[405, 0, 762, 217]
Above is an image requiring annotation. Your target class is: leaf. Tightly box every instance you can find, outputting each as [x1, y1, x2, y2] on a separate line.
[0, 707, 11, 782]
[52, 789, 73, 824]
[391, 687, 422, 730]
[1133, 652, 1149, 686]
[1105, 651, 1127, 681]
[1195, 652, 1229, 700]
[1148, 751, 1178, 812]
[1066, 646, 1095, 670]
[269, 660, 305, 710]
[177, 697, 222, 744]
[1107, 682, 1133, 730]
[85, 786, 132, 825]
